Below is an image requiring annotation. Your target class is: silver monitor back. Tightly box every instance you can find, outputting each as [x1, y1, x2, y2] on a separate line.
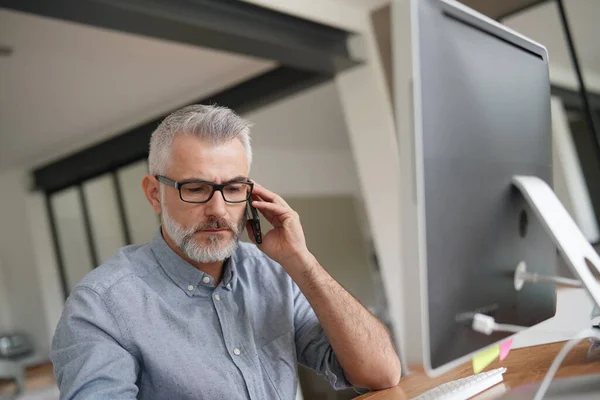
[410, 0, 557, 375]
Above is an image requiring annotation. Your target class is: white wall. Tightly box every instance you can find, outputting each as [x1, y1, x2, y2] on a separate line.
[27, 193, 64, 351]
[84, 175, 127, 263]
[288, 197, 377, 309]
[251, 147, 359, 196]
[0, 169, 49, 356]
[244, 81, 360, 196]
[118, 161, 159, 245]
[335, 3, 406, 370]
[51, 187, 95, 292]
[241, 196, 378, 308]
[0, 257, 14, 332]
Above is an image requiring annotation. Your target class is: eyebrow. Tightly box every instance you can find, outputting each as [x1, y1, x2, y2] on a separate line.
[224, 175, 250, 184]
[179, 175, 249, 184]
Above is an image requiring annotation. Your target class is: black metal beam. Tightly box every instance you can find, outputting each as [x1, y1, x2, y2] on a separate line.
[556, 0, 600, 159]
[45, 194, 69, 299]
[33, 66, 331, 193]
[78, 185, 99, 268]
[0, 0, 359, 75]
[112, 171, 133, 246]
[551, 86, 600, 111]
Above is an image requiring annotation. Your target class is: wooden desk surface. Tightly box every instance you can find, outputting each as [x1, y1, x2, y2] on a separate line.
[356, 341, 600, 399]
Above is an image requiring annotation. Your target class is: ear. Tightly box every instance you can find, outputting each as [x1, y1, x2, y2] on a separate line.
[142, 174, 162, 214]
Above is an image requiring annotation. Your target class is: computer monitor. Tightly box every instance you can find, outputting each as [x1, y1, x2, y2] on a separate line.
[409, 0, 559, 375]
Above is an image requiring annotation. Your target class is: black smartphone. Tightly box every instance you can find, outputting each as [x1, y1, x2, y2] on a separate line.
[246, 202, 262, 244]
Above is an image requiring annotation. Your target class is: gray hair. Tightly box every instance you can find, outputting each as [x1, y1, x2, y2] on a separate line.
[148, 104, 253, 175]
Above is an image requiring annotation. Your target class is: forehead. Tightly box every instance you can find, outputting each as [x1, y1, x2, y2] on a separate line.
[166, 134, 248, 180]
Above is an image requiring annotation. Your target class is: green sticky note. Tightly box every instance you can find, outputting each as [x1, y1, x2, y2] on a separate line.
[472, 345, 500, 374]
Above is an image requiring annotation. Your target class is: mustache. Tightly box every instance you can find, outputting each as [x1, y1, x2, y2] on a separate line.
[192, 218, 239, 234]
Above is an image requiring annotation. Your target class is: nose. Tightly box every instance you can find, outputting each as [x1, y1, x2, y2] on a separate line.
[204, 190, 227, 218]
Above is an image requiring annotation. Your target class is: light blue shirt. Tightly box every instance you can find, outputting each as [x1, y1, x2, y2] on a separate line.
[50, 231, 356, 399]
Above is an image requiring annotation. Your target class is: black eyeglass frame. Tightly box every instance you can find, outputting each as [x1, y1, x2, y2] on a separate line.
[155, 175, 253, 204]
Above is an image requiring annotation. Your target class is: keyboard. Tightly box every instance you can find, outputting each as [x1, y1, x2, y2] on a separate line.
[412, 367, 507, 400]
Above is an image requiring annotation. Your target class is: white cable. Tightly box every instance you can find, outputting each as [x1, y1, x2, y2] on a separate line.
[493, 322, 526, 334]
[533, 328, 600, 400]
[472, 313, 526, 335]
[520, 271, 583, 288]
[472, 313, 577, 337]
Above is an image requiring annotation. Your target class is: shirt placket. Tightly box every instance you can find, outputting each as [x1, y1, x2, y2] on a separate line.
[212, 284, 263, 400]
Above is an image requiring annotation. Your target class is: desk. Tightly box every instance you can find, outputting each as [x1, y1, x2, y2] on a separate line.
[0, 362, 54, 396]
[356, 341, 600, 399]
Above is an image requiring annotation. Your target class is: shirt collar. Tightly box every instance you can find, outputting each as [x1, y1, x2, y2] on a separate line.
[149, 229, 237, 295]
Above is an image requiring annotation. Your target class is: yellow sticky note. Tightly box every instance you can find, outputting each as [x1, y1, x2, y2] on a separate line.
[472, 345, 500, 374]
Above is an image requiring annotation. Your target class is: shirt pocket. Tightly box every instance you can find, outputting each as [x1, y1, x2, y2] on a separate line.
[258, 330, 297, 400]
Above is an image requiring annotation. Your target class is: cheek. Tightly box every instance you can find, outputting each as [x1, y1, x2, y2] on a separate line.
[165, 201, 203, 224]
[232, 206, 246, 222]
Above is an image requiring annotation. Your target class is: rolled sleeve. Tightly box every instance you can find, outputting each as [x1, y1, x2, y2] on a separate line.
[50, 286, 139, 400]
[292, 283, 354, 391]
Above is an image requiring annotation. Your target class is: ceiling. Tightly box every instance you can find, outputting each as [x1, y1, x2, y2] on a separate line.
[460, 0, 547, 19]
[341, 0, 391, 11]
[0, 8, 275, 171]
[342, 0, 546, 17]
[503, 0, 600, 91]
[2, 0, 598, 173]
[246, 81, 350, 151]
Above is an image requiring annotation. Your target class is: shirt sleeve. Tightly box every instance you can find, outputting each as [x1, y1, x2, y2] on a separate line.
[50, 286, 140, 399]
[292, 282, 358, 391]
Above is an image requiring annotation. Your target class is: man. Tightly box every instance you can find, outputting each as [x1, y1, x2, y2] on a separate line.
[50, 105, 401, 399]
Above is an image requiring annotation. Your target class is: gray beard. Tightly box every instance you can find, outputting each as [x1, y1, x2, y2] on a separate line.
[162, 208, 245, 263]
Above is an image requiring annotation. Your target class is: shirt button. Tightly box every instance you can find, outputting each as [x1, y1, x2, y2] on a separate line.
[215, 295, 221, 301]
[202, 277, 210, 284]
[233, 348, 241, 356]
[187, 285, 194, 291]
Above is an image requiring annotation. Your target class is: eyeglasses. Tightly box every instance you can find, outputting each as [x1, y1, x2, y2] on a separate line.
[155, 175, 253, 204]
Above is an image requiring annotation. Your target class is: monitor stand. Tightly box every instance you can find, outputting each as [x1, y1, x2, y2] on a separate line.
[499, 176, 600, 398]
[512, 176, 600, 307]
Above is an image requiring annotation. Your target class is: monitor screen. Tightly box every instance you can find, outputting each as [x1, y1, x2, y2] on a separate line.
[413, 0, 557, 372]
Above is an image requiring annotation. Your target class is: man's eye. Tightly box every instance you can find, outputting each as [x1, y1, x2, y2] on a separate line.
[185, 184, 210, 193]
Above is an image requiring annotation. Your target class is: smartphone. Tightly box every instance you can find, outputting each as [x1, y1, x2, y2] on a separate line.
[246, 202, 262, 244]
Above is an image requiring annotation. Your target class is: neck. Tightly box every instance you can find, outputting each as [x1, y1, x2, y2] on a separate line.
[161, 227, 225, 285]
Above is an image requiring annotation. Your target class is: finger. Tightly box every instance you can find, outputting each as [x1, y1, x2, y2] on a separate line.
[252, 200, 294, 227]
[251, 200, 291, 218]
[251, 183, 289, 207]
[251, 201, 282, 227]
